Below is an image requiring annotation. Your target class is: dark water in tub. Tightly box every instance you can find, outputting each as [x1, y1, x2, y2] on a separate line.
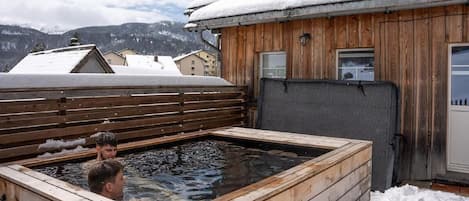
[34, 139, 325, 200]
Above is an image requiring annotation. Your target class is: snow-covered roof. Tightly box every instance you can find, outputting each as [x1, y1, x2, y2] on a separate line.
[0, 73, 232, 89]
[111, 65, 168, 75]
[125, 55, 182, 76]
[187, 0, 218, 9]
[9, 44, 96, 74]
[187, 0, 466, 30]
[173, 50, 205, 62]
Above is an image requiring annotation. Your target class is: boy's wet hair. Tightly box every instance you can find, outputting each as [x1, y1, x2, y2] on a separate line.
[87, 159, 123, 194]
[95, 132, 118, 147]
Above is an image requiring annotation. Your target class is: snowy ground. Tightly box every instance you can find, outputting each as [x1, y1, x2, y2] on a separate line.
[371, 184, 469, 201]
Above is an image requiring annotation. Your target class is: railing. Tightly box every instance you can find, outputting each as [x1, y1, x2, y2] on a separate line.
[0, 85, 247, 162]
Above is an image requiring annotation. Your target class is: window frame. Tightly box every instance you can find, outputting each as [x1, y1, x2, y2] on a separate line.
[336, 48, 375, 81]
[259, 51, 287, 79]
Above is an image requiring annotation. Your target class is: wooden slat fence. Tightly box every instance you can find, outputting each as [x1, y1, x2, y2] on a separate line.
[0, 85, 247, 162]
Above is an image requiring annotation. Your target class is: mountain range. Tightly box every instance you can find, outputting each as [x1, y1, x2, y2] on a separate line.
[0, 22, 214, 72]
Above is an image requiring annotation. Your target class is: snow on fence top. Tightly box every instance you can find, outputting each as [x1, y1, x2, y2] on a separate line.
[0, 73, 232, 89]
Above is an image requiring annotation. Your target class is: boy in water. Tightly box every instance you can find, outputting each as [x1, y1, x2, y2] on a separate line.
[88, 159, 125, 201]
[95, 132, 118, 161]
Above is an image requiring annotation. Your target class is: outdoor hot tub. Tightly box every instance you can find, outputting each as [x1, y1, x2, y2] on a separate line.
[0, 127, 372, 201]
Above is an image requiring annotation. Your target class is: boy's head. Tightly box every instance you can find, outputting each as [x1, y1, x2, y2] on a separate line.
[88, 159, 124, 200]
[95, 132, 118, 160]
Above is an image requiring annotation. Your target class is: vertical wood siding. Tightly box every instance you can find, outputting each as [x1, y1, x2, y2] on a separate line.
[219, 5, 469, 180]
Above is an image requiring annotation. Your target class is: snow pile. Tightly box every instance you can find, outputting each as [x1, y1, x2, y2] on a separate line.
[38, 146, 89, 158]
[371, 184, 469, 201]
[189, 0, 351, 21]
[38, 138, 86, 151]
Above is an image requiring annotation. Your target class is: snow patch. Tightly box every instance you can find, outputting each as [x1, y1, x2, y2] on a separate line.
[1, 30, 25, 35]
[38, 138, 86, 151]
[371, 184, 469, 201]
[38, 146, 89, 158]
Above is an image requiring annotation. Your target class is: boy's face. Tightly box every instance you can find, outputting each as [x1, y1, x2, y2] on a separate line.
[97, 144, 117, 160]
[105, 170, 125, 200]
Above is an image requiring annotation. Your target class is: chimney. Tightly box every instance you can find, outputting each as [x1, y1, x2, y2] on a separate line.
[154, 55, 158, 62]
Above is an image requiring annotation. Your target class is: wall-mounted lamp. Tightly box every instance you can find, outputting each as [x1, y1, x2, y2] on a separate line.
[299, 33, 311, 46]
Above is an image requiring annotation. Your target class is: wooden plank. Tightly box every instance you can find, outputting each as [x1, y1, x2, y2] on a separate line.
[336, 175, 371, 201]
[446, 5, 463, 42]
[303, 19, 312, 79]
[263, 23, 273, 51]
[284, 21, 293, 79]
[0, 166, 92, 201]
[335, 16, 347, 49]
[8, 165, 110, 201]
[7, 128, 223, 167]
[347, 15, 359, 48]
[0, 102, 59, 115]
[255, 23, 264, 52]
[266, 149, 371, 201]
[291, 20, 303, 78]
[374, 13, 385, 81]
[245, 25, 256, 99]
[237, 26, 246, 85]
[272, 22, 283, 51]
[0, 103, 181, 130]
[211, 127, 356, 150]
[430, 6, 448, 178]
[0, 108, 243, 146]
[0, 115, 244, 161]
[398, 9, 415, 181]
[359, 14, 373, 48]
[412, 8, 431, 180]
[309, 161, 371, 201]
[325, 17, 335, 79]
[312, 18, 324, 79]
[0, 178, 50, 201]
[228, 27, 238, 83]
[221, 28, 230, 79]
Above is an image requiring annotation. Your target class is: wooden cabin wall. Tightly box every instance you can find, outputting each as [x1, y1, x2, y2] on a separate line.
[219, 4, 469, 181]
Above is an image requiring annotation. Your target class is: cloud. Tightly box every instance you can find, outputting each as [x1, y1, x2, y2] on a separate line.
[0, 0, 192, 32]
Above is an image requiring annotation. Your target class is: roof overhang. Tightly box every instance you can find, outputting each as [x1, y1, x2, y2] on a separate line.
[186, 0, 467, 31]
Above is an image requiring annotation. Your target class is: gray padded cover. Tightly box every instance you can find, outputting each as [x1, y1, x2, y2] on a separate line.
[256, 78, 399, 191]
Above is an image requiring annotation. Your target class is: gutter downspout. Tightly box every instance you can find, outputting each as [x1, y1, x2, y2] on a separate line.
[199, 31, 222, 77]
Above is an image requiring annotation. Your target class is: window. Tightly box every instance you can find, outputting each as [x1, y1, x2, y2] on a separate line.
[192, 60, 195, 65]
[107, 59, 112, 63]
[260, 52, 286, 79]
[337, 49, 374, 81]
[191, 67, 195, 70]
[450, 45, 469, 106]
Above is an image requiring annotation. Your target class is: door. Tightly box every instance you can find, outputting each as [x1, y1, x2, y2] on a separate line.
[448, 44, 469, 174]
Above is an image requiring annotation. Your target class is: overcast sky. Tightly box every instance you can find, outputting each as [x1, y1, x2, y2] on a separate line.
[0, 0, 192, 32]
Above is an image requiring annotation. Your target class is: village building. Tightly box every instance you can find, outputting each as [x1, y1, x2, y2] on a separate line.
[116, 54, 182, 76]
[9, 44, 114, 74]
[186, 0, 469, 188]
[103, 51, 125, 65]
[174, 50, 217, 76]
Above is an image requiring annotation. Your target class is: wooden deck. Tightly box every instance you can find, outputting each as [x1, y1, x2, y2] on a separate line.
[0, 127, 372, 201]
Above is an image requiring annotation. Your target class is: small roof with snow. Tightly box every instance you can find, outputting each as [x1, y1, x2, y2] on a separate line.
[9, 44, 114, 74]
[125, 55, 182, 76]
[186, 0, 465, 30]
[173, 50, 207, 62]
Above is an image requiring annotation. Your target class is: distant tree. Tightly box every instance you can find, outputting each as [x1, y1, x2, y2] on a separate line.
[31, 42, 45, 53]
[69, 32, 81, 46]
